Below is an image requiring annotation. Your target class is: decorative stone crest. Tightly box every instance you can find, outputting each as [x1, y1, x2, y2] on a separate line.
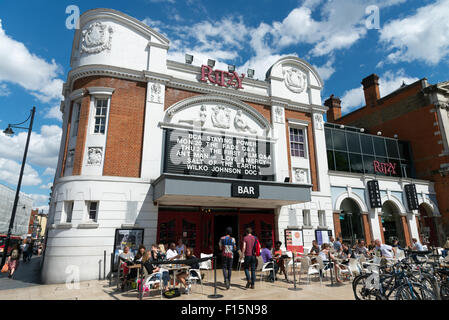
[80, 22, 113, 54]
[87, 147, 103, 166]
[234, 110, 257, 134]
[178, 105, 207, 127]
[294, 168, 307, 183]
[273, 106, 285, 124]
[314, 113, 323, 130]
[150, 83, 162, 104]
[211, 105, 231, 129]
[283, 67, 307, 93]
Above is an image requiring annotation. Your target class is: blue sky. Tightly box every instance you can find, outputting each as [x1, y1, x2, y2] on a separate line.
[0, 0, 448, 211]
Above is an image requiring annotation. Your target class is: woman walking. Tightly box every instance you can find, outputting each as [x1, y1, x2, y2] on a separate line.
[7, 244, 21, 279]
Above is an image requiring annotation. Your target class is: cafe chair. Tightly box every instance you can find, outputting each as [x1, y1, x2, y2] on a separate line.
[256, 256, 264, 272]
[141, 270, 165, 300]
[199, 253, 213, 282]
[285, 251, 300, 276]
[396, 249, 406, 261]
[187, 268, 203, 296]
[259, 261, 276, 286]
[298, 256, 320, 284]
[237, 250, 245, 272]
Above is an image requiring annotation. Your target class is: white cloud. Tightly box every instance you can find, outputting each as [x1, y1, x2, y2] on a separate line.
[43, 167, 56, 176]
[0, 125, 62, 169]
[313, 56, 336, 81]
[44, 105, 62, 122]
[0, 19, 63, 103]
[39, 182, 53, 190]
[0, 83, 10, 96]
[340, 69, 419, 113]
[379, 0, 449, 65]
[0, 158, 42, 186]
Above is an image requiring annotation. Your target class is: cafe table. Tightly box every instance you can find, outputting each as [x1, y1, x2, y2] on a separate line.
[164, 264, 191, 290]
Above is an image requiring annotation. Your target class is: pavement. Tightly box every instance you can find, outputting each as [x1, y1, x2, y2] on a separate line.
[0, 255, 42, 291]
[0, 262, 355, 300]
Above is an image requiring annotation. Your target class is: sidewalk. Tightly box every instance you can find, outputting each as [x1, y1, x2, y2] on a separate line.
[0, 255, 42, 291]
[0, 270, 355, 300]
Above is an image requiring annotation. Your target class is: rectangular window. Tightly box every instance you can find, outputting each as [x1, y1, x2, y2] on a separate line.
[66, 149, 75, 168]
[94, 99, 108, 134]
[87, 201, 98, 221]
[303, 209, 311, 227]
[64, 201, 74, 223]
[318, 210, 326, 227]
[290, 127, 306, 158]
[72, 103, 81, 137]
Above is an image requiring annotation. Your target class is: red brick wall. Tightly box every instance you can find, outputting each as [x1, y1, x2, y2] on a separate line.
[72, 76, 146, 178]
[72, 95, 91, 176]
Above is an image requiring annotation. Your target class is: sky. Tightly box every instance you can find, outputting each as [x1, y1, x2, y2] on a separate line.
[0, 0, 448, 212]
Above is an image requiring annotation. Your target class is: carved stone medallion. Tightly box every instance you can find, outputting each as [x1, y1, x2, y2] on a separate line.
[80, 22, 113, 54]
[283, 67, 307, 93]
[274, 106, 285, 124]
[150, 83, 162, 104]
[234, 110, 257, 134]
[294, 168, 307, 183]
[87, 147, 103, 166]
[211, 105, 231, 129]
[314, 114, 323, 130]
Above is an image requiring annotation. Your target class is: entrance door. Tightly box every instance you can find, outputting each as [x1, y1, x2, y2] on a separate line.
[239, 209, 275, 248]
[214, 214, 239, 268]
[157, 208, 201, 257]
[382, 201, 405, 246]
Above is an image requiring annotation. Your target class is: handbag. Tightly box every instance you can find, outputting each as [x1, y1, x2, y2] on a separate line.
[1, 264, 9, 273]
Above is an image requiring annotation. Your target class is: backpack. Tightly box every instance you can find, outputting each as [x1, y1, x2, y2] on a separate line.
[252, 236, 261, 257]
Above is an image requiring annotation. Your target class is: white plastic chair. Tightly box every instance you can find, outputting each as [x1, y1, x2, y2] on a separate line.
[141, 270, 165, 299]
[396, 249, 406, 261]
[298, 257, 320, 284]
[256, 256, 264, 272]
[259, 261, 275, 285]
[187, 269, 203, 296]
[199, 253, 213, 281]
[286, 251, 300, 276]
[237, 250, 245, 272]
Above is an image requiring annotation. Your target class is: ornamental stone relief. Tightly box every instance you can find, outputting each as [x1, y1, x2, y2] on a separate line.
[211, 105, 231, 129]
[87, 147, 103, 166]
[178, 105, 207, 127]
[234, 110, 257, 134]
[294, 168, 308, 184]
[80, 22, 114, 54]
[314, 114, 324, 130]
[66, 150, 75, 168]
[150, 83, 162, 104]
[283, 67, 307, 94]
[273, 106, 285, 124]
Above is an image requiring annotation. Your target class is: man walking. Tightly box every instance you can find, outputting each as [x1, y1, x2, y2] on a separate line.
[219, 227, 236, 290]
[242, 227, 257, 289]
[21, 241, 29, 264]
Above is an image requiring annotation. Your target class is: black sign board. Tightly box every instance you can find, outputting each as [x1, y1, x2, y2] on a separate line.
[404, 184, 419, 210]
[367, 180, 382, 208]
[231, 182, 260, 198]
[164, 129, 275, 181]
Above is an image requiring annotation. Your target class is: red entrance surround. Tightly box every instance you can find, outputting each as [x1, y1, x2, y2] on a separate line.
[156, 207, 275, 257]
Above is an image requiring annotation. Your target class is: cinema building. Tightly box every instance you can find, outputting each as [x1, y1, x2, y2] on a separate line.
[41, 8, 337, 283]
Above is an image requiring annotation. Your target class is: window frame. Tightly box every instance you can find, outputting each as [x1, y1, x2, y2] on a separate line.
[302, 209, 311, 227]
[86, 201, 99, 222]
[318, 210, 326, 227]
[63, 201, 74, 223]
[289, 126, 308, 159]
[71, 101, 81, 138]
[92, 98, 109, 135]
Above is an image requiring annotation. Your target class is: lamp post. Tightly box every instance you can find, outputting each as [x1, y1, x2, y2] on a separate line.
[1, 107, 36, 267]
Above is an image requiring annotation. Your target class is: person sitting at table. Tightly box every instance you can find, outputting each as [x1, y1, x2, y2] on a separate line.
[166, 242, 182, 261]
[128, 245, 146, 280]
[273, 241, 288, 281]
[355, 240, 369, 258]
[333, 237, 343, 253]
[157, 244, 167, 260]
[338, 242, 354, 277]
[176, 239, 186, 257]
[142, 250, 170, 292]
[310, 240, 320, 255]
[175, 247, 199, 294]
[319, 243, 343, 283]
[261, 242, 277, 282]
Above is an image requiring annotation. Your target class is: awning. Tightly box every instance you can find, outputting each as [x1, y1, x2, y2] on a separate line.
[151, 174, 311, 208]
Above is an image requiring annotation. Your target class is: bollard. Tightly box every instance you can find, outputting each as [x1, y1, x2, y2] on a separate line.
[207, 256, 223, 299]
[110, 253, 114, 286]
[104, 250, 106, 280]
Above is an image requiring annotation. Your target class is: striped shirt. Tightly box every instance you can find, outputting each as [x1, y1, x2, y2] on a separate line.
[220, 236, 236, 258]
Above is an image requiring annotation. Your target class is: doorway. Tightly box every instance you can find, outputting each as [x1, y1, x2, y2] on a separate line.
[382, 201, 405, 246]
[214, 214, 239, 268]
[339, 198, 365, 246]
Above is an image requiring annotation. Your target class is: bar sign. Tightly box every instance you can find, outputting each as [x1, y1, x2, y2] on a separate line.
[405, 184, 419, 211]
[367, 180, 382, 208]
[231, 183, 259, 198]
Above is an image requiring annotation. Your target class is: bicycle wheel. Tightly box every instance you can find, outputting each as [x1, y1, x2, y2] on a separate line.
[395, 283, 437, 300]
[353, 274, 381, 300]
[440, 282, 449, 300]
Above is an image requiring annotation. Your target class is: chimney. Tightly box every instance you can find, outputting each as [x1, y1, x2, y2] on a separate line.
[325, 94, 342, 122]
[362, 74, 380, 108]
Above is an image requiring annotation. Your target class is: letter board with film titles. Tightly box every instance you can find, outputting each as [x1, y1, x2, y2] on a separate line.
[367, 180, 382, 208]
[163, 129, 275, 181]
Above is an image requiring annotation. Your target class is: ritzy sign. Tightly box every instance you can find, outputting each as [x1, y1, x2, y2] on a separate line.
[200, 65, 245, 89]
[373, 160, 397, 175]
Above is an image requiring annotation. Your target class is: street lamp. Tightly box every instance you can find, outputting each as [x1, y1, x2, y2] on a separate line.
[1, 107, 36, 267]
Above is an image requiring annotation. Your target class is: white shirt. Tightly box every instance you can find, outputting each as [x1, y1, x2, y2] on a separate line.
[377, 244, 394, 259]
[166, 249, 178, 260]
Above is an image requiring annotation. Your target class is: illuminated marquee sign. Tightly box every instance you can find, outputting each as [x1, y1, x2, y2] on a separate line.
[200, 65, 245, 89]
[373, 160, 397, 175]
